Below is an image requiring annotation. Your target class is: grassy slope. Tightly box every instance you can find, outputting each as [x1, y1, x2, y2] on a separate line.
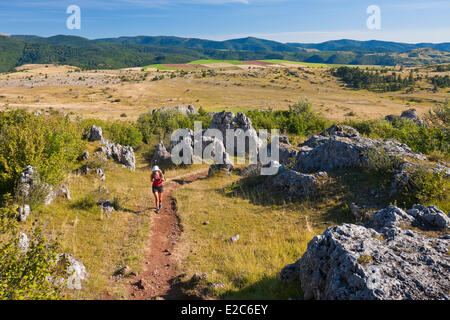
[173, 170, 373, 299]
[20, 144, 154, 299]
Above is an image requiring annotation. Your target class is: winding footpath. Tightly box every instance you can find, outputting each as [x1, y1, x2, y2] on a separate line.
[128, 169, 208, 300]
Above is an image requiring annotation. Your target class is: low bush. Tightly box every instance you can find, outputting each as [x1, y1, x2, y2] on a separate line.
[247, 99, 329, 136]
[395, 166, 449, 209]
[0, 201, 63, 300]
[79, 118, 143, 149]
[0, 110, 85, 198]
[137, 110, 212, 144]
[345, 117, 449, 157]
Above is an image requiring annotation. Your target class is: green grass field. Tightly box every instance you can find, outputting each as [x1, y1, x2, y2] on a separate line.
[187, 60, 245, 65]
[142, 64, 178, 71]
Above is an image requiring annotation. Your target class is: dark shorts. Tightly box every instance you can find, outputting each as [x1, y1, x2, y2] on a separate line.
[152, 185, 163, 194]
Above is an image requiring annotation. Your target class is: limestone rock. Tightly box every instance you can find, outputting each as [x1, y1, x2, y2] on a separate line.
[16, 205, 31, 222]
[56, 253, 88, 290]
[88, 125, 103, 142]
[151, 141, 172, 167]
[18, 232, 30, 253]
[280, 205, 450, 300]
[295, 125, 426, 173]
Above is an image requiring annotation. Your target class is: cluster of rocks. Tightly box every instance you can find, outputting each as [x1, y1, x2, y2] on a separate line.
[88, 125, 136, 171]
[209, 111, 263, 155]
[385, 108, 427, 127]
[15, 234, 88, 290]
[15, 165, 71, 211]
[279, 205, 450, 300]
[295, 124, 426, 173]
[54, 253, 88, 290]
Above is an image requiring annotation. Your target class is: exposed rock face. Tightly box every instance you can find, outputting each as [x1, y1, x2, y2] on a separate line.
[407, 204, 450, 230]
[16, 165, 54, 206]
[267, 136, 298, 166]
[401, 108, 419, 120]
[18, 232, 30, 253]
[151, 141, 172, 167]
[16, 205, 31, 222]
[99, 141, 135, 171]
[280, 205, 450, 300]
[271, 168, 324, 199]
[88, 125, 103, 142]
[209, 111, 263, 155]
[153, 105, 196, 116]
[321, 124, 360, 138]
[295, 125, 426, 173]
[96, 168, 106, 181]
[386, 109, 427, 127]
[56, 184, 71, 200]
[56, 254, 88, 290]
[98, 200, 114, 217]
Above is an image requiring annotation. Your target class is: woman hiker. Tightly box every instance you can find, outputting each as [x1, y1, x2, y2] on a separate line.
[151, 165, 166, 213]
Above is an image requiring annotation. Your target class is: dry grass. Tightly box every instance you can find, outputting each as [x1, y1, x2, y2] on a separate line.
[0, 64, 447, 122]
[20, 146, 155, 299]
[173, 173, 323, 299]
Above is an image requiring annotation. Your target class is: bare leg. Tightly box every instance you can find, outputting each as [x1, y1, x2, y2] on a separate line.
[158, 192, 163, 208]
[153, 192, 159, 209]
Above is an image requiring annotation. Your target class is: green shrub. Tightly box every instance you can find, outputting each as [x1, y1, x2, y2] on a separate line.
[0, 226, 63, 300]
[395, 166, 449, 208]
[137, 110, 212, 144]
[248, 100, 328, 136]
[364, 149, 404, 178]
[73, 194, 97, 211]
[345, 117, 449, 157]
[0, 201, 63, 300]
[0, 110, 85, 197]
[79, 119, 143, 149]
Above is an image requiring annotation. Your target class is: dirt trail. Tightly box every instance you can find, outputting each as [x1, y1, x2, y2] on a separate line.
[127, 169, 208, 300]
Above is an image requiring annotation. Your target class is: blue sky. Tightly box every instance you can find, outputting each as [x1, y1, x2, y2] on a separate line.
[0, 0, 449, 43]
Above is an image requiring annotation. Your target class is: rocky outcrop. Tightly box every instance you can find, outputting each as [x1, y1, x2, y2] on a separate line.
[55, 253, 88, 290]
[16, 165, 54, 206]
[280, 205, 450, 300]
[385, 108, 427, 127]
[16, 205, 31, 222]
[99, 140, 136, 171]
[209, 111, 263, 155]
[270, 168, 326, 199]
[152, 105, 196, 116]
[98, 200, 114, 218]
[151, 141, 172, 167]
[267, 136, 298, 166]
[88, 125, 104, 142]
[18, 232, 29, 253]
[295, 125, 426, 173]
[406, 204, 450, 230]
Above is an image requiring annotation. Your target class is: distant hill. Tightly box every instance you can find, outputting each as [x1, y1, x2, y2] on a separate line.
[0, 34, 448, 72]
[288, 39, 450, 53]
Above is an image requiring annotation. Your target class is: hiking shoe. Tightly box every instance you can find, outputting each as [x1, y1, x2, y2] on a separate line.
[159, 202, 162, 210]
